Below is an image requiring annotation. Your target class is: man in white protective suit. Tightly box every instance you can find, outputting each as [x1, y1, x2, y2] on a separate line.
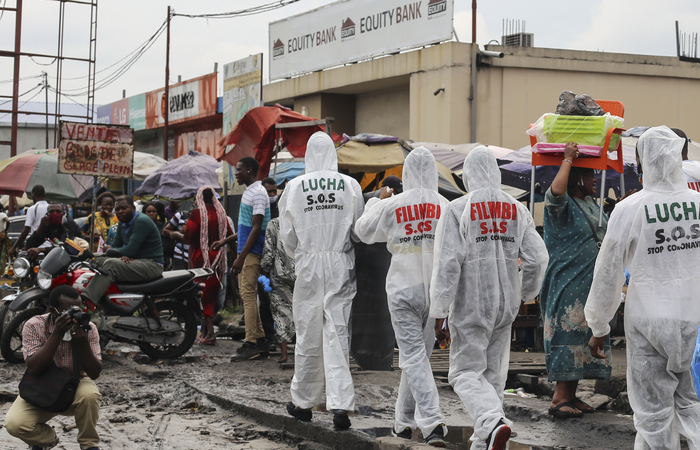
[279, 131, 364, 430]
[430, 147, 549, 450]
[585, 125, 700, 450]
[354, 147, 449, 446]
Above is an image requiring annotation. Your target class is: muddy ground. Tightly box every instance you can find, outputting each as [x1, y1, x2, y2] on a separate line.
[0, 334, 641, 450]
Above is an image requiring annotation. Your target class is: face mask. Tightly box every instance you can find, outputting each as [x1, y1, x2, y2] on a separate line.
[49, 212, 63, 226]
[269, 195, 278, 204]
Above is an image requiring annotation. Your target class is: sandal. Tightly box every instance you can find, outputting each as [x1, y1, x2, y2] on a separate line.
[572, 397, 595, 413]
[198, 336, 216, 345]
[548, 401, 583, 419]
[277, 357, 288, 363]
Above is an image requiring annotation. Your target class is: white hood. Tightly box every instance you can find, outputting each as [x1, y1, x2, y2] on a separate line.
[462, 146, 502, 192]
[305, 131, 338, 173]
[403, 146, 439, 192]
[638, 126, 686, 192]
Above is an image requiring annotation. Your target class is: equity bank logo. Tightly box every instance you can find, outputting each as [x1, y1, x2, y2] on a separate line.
[341, 18, 355, 39]
[273, 39, 284, 58]
[428, 0, 447, 16]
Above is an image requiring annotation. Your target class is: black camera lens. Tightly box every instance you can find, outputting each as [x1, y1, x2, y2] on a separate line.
[66, 306, 91, 331]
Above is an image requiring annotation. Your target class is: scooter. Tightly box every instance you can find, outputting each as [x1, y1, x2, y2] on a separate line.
[1, 242, 212, 363]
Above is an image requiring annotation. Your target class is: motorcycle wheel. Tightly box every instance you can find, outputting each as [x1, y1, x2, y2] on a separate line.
[137, 300, 197, 360]
[0, 301, 10, 336]
[1, 306, 44, 363]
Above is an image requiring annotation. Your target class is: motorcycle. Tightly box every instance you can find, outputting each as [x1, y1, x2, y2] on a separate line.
[1, 243, 212, 363]
[0, 251, 47, 337]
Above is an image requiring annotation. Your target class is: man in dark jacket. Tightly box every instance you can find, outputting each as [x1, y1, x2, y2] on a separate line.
[25, 203, 79, 260]
[82, 196, 163, 303]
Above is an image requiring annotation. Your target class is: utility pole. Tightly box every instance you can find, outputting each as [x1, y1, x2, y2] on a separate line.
[164, 5, 171, 161]
[10, 0, 23, 157]
[472, 0, 477, 43]
[42, 71, 49, 149]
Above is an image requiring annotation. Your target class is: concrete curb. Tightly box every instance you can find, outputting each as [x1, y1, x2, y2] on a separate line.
[184, 381, 376, 450]
[184, 378, 639, 449]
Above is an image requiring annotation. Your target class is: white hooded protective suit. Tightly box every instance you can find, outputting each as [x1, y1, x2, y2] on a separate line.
[585, 126, 700, 450]
[354, 147, 449, 436]
[430, 146, 549, 450]
[683, 159, 700, 192]
[279, 131, 364, 412]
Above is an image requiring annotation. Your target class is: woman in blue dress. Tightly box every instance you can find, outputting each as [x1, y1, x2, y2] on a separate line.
[541, 143, 612, 418]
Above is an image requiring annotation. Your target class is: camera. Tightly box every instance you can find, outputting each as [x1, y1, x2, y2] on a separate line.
[65, 306, 91, 331]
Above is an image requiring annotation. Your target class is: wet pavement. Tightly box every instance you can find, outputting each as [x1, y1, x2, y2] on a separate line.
[0, 336, 639, 449]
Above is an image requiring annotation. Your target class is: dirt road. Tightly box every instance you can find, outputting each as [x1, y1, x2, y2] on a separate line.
[0, 338, 638, 449]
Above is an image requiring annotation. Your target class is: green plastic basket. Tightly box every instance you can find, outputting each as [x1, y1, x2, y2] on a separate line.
[543, 114, 623, 149]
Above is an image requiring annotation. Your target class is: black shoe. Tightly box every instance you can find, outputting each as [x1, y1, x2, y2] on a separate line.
[231, 342, 261, 361]
[29, 435, 59, 450]
[235, 341, 255, 354]
[392, 426, 412, 439]
[423, 424, 447, 447]
[286, 402, 312, 421]
[486, 419, 511, 450]
[333, 410, 351, 430]
[257, 337, 270, 358]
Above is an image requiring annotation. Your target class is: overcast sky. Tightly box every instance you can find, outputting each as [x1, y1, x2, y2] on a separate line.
[1, 0, 699, 108]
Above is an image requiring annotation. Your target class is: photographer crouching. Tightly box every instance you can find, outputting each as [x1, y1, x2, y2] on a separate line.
[5, 285, 102, 450]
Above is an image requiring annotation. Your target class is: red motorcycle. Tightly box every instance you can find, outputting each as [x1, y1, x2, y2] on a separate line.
[1, 243, 212, 362]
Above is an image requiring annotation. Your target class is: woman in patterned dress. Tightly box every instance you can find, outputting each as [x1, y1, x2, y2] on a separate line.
[540, 143, 612, 418]
[260, 217, 296, 363]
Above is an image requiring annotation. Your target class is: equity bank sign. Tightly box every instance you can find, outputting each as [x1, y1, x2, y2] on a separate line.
[269, 0, 453, 80]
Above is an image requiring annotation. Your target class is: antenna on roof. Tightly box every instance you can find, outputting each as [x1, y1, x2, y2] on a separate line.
[677, 21, 699, 61]
[502, 18, 533, 47]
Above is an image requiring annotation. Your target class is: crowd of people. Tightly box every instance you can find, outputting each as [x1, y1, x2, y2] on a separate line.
[3, 126, 700, 450]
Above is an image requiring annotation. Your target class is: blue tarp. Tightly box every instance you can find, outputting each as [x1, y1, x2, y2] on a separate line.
[269, 162, 305, 184]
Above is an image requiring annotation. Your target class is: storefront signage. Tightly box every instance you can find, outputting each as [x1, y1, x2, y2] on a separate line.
[222, 54, 263, 186]
[58, 121, 134, 178]
[145, 72, 217, 129]
[269, 0, 454, 80]
[97, 73, 217, 131]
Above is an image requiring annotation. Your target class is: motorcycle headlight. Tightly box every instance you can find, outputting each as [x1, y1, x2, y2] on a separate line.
[12, 257, 30, 278]
[37, 270, 52, 290]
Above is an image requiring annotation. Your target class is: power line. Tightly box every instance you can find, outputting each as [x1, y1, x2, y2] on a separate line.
[47, 86, 90, 109]
[0, 83, 44, 107]
[0, 74, 44, 85]
[32, 0, 300, 100]
[29, 56, 58, 66]
[173, 0, 300, 19]
[60, 19, 168, 97]
[0, 85, 46, 121]
[0, 0, 7, 25]
[48, 19, 168, 82]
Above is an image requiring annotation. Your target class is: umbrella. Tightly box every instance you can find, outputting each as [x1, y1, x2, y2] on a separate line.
[132, 152, 167, 181]
[133, 150, 221, 201]
[497, 145, 642, 198]
[0, 149, 93, 203]
[218, 104, 339, 180]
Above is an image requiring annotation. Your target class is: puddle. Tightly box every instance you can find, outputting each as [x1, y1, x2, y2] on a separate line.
[358, 426, 557, 449]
